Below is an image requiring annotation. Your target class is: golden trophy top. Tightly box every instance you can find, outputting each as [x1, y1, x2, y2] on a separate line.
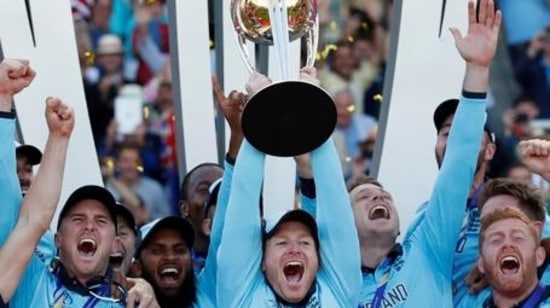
[231, 0, 316, 45]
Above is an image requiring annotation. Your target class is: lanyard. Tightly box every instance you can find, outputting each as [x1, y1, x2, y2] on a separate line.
[370, 258, 394, 308]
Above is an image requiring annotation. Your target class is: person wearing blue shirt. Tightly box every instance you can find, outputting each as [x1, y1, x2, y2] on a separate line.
[345, 1, 501, 306]
[0, 60, 68, 305]
[478, 207, 550, 307]
[216, 68, 362, 307]
[457, 177, 548, 306]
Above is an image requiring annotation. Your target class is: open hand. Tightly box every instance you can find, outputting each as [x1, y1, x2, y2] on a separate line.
[299, 67, 321, 86]
[450, 0, 502, 68]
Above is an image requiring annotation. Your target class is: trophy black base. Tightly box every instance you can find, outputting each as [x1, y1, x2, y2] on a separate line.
[242, 80, 337, 157]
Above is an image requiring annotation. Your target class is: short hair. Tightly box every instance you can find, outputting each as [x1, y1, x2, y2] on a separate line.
[478, 178, 546, 223]
[479, 207, 539, 247]
[179, 163, 222, 202]
[346, 174, 383, 192]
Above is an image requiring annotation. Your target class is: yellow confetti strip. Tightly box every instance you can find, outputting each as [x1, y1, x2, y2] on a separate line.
[137, 165, 144, 173]
[361, 22, 369, 30]
[84, 51, 95, 65]
[319, 44, 338, 60]
[373, 94, 383, 102]
[345, 156, 351, 162]
[347, 36, 354, 42]
[209, 40, 214, 49]
[347, 104, 356, 113]
[143, 106, 150, 119]
[329, 21, 338, 31]
[106, 158, 114, 170]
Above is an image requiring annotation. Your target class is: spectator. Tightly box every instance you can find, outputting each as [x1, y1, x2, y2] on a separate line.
[15, 143, 42, 196]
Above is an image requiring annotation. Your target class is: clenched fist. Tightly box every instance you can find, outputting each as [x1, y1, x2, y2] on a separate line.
[0, 59, 36, 111]
[518, 139, 550, 181]
[45, 97, 75, 139]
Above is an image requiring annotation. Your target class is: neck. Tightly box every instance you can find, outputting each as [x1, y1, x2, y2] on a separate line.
[193, 234, 209, 256]
[493, 280, 540, 308]
[120, 175, 139, 186]
[360, 238, 395, 269]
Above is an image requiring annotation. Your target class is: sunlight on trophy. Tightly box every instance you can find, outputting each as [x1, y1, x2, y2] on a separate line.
[231, 0, 336, 157]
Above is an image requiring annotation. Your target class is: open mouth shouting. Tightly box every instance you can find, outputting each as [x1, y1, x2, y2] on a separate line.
[109, 252, 124, 268]
[283, 261, 304, 285]
[158, 265, 182, 287]
[369, 204, 390, 220]
[78, 237, 98, 258]
[499, 255, 520, 275]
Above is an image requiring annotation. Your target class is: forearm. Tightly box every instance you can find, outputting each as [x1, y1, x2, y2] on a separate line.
[107, 178, 141, 212]
[22, 135, 69, 230]
[0, 220, 43, 301]
[462, 64, 489, 94]
[0, 94, 12, 112]
[227, 130, 243, 162]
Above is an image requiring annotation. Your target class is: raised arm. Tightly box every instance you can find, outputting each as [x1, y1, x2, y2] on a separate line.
[199, 77, 246, 304]
[311, 138, 361, 306]
[0, 98, 74, 302]
[216, 73, 271, 307]
[0, 59, 36, 245]
[416, 0, 501, 274]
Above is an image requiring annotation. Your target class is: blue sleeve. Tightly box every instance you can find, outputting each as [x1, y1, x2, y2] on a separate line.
[199, 159, 234, 305]
[216, 140, 264, 307]
[11, 233, 53, 307]
[412, 96, 486, 275]
[311, 139, 362, 306]
[0, 118, 23, 245]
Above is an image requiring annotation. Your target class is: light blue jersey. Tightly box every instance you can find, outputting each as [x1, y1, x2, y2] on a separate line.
[216, 139, 361, 307]
[9, 230, 125, 307]
[195, 159, 233, 308]
[0, 117, 23, 246]
[357, 95, 487, 307]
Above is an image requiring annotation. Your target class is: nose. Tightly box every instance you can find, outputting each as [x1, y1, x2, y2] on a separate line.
[84, 219, 96, 231]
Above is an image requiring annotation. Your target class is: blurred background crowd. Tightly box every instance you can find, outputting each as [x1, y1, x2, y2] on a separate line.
[67, 0, 550, 227]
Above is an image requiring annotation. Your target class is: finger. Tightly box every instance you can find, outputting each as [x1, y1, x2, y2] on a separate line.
[485, 0, 495, 28]
[478, 0, 488, 26]
[467, 1, 476, 26]
[493, 10, 502, 32]
[25, 67, 37, 80]
[126, 277, 138, 290]
[46, 97, 61, 110]
[137, 294, 153, 308]
[449, 27, 463, 43]
[126, 291, 136, 308]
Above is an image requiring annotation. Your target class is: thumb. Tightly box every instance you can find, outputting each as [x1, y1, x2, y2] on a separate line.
[449, 27, 463, 43]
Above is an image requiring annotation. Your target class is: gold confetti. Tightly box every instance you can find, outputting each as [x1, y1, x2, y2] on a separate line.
[106, 158, 114, 170]
[373, 94, 383, 102]
[137, 165, 144, 173]
[347, 104, 356, 113]
[361, 22, 369, 30]
[209, 40, 214, 49]
[347, 36, 354, 42]
[345, 156, 351, 162]
[84, 51, 95, 65]
[329, 21, 338, 31]
[320, 44, 338, 60]
[143, 106, 150, 119]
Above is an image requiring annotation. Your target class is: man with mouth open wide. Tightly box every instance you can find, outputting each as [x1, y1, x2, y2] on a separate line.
[478, 207, 550, 307]
[215, 67, 362, 306]
[339, 0, 501, 307]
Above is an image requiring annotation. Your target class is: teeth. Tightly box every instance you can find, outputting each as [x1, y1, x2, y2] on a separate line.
[369, 205, 388, 218]
[501, 256, 518, 264]
[161, 267, 179, 275]
[286, 261, 303, 267]
[110, 252, 123, 258]
[80, 238, 96, 246]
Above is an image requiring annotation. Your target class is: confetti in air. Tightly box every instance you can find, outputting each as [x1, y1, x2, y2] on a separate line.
[84, 51, 95, 65]
[347, 104, 356, 113]
[373, 94, 383, 102]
